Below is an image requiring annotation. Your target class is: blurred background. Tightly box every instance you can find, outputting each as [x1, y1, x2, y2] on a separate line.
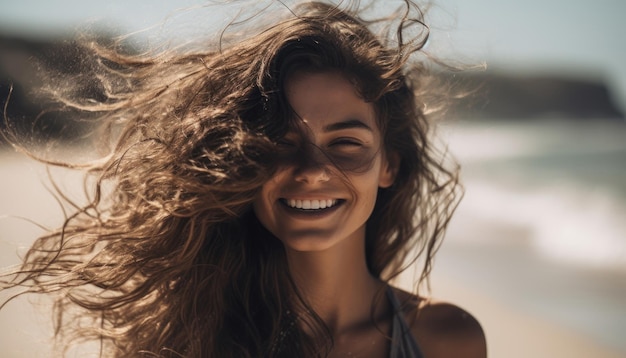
[1, 0, 624, 357]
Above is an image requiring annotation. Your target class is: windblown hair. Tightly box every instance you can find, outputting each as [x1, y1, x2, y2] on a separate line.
[1, 1, 461, 357]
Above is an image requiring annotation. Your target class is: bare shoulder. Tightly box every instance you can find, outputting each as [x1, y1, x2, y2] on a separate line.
[392, 287, 487, 358]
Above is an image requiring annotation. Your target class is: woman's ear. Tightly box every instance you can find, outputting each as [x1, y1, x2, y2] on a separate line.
[379, 151, 399, 188]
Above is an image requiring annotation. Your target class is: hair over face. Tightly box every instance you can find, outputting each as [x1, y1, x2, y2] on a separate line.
[1, 1, 461, 357]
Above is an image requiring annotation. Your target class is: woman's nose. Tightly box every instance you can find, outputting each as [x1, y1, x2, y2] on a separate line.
[293, 144, 330, 184]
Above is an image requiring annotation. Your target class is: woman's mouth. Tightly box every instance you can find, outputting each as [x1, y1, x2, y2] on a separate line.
[281, 199, 341, 210]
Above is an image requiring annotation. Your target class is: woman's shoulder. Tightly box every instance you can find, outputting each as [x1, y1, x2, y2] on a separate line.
[391, 287, 487, 358]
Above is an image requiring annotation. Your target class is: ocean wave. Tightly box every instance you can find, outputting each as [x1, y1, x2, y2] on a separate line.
[459, 180, 626, 271]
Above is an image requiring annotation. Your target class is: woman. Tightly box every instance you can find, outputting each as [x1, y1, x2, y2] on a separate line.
[1, 1, 485, 357]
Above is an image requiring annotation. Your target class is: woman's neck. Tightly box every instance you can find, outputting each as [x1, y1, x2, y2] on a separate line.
[285, 228, 387, 335]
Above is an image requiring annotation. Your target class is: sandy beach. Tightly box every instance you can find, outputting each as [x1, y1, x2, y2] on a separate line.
[424, 272, 624, 358]
[1, 139, 625, 357]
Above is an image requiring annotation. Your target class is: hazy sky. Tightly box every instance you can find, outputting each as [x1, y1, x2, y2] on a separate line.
[435, 0, 626, 111]
[1, 0, 625, 110]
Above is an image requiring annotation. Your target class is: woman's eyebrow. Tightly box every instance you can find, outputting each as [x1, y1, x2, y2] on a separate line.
[323, 119, 373, 132]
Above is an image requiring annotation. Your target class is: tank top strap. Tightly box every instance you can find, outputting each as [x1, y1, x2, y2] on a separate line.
[386, 286, 424, 358]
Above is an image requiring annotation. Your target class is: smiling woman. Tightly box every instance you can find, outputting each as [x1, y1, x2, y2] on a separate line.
[0, 1, 485, 357]
[253, 71, 394, 254]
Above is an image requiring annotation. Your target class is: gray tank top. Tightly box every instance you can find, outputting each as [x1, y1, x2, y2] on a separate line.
[387, 287, 424, 358]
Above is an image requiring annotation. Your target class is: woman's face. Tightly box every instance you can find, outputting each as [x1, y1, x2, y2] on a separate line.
[253, 71, 395, 252]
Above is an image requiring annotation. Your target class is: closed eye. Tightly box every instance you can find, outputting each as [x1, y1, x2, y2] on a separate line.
[330, 138, 364, 147]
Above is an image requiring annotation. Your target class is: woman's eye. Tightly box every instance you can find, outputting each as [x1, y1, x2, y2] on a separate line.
[331, 138, 363, 147]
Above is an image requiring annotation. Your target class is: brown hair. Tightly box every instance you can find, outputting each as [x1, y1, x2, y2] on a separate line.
[1, 1, 461, 357]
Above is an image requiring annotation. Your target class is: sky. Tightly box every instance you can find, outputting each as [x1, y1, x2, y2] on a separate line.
[433, 0, 626, 111]
[1, 0, 625, 111]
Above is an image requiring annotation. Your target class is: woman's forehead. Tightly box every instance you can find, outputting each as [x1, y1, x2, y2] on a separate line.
[285, 70, 356, 100]
[284, 71, 379, 133]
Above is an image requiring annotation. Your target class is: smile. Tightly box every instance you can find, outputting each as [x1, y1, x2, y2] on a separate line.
[282, 199, 340, 210]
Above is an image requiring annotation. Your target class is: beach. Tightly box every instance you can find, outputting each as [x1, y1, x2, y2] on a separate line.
[1, 119, 625, 357]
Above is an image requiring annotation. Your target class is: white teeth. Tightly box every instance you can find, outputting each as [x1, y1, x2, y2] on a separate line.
[285, 199, 337, 210]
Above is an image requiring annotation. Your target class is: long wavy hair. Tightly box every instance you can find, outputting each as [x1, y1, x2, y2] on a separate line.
[1, 1, 461, 357]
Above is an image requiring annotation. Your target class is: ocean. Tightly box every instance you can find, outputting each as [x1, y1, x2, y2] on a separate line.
[438, 118, 626, 353]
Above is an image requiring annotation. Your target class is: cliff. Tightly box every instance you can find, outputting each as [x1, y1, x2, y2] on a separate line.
[451, 70, 624, 120]
[1, 35, 624, 145]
